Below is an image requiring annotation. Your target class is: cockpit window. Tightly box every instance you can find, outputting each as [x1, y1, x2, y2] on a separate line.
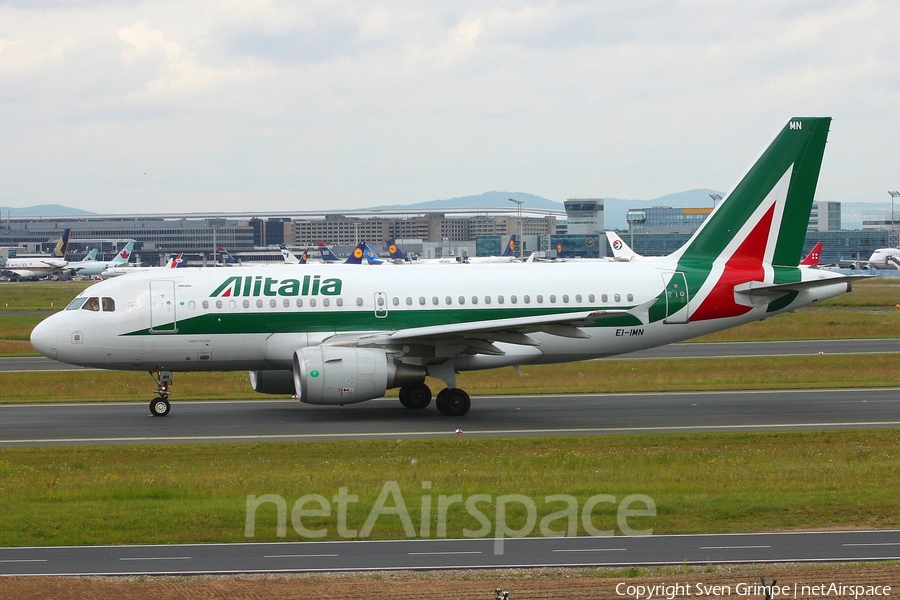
[66, 298, 87, 310]
[102, 297, 115, 312]
[81, 297, 101, 312]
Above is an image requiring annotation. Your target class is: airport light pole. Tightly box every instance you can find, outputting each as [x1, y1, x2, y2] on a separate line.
[890, 191, 900, 247]
[508, 198, 524, 258]
[709, 193, 722, 208]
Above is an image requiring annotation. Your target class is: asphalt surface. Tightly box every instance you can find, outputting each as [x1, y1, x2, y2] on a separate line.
[4, 338, 900, 373]
[2, 530, 900, 576]
[2, 388, 899, 446]
[2, 339, 899, 576]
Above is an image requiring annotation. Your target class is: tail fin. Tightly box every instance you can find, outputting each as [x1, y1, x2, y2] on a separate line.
[165, 252, 186, 268]
[344, 242, 367, 264]
[671, 117, 830, 269]
[52, 229, 71, 258]
[317, 242, 341, 262]
[280, 244, 300, 265]
[555, 242, 567, 260]
[217, 246, 237, 265]
[605, 231, 641, 262]
[83, 248, 99, 262]
[502, 234, 518, 257]
[386, 240, 407, 260]
[299, 250, 308, 264]
[113, 242, 135, 265]
[800, 241, 823, 266]
[362, 242, 384, 265]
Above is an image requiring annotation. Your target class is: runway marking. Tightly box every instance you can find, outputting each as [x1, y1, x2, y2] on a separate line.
[552, 548, 627, 552]
[408, 551, 482, 556]
[119, 556, 192, 561]
[0, 559, 48, 563]
[700, 545, 770, 550]
[264, 554, 339, 558]
[842, 542, 900, 547]
[5, 421, 900, 445]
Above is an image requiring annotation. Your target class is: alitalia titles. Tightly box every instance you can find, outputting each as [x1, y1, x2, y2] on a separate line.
[211, 275, 343, 298]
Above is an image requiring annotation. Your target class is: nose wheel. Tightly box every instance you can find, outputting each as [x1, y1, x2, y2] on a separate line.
[149, 370, 173, 417]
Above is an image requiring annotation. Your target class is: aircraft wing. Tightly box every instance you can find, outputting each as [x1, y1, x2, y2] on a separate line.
[323, 308, 644, 357]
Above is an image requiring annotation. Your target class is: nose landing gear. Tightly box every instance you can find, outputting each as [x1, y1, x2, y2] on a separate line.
[149, 370, 173, 417]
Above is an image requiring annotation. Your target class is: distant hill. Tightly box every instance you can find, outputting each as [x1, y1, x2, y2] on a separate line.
[0, 204, 94, 217]
[376, 189, 724, 230]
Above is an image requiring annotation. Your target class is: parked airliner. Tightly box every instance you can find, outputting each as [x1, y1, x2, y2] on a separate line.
[68, 242, 135, 278]
[2, 229, 70, 279]
[31, 117, 858, 418]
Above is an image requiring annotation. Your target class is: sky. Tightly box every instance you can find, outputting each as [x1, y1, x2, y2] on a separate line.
[0, 0, 898, 214]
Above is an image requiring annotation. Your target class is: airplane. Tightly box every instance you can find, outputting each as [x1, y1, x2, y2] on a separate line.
[64, 248, 99, 273]
[31, 117, 861, 420]
[101, 252, 186, 278]
[68, 242, 136, 278]
[2, 229, 71, 279]
[862, 248, 900, 270]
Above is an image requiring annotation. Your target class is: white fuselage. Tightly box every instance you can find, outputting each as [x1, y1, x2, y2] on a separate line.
[31, 260, 849, 375]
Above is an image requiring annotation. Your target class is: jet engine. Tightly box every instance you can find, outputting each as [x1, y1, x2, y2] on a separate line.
[249, 369, 296, 395]
[293, 346, 425, 405]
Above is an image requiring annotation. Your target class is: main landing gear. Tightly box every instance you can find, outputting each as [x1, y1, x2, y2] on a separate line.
[149, 370, 172, 417]
[398, 383, 471, 417]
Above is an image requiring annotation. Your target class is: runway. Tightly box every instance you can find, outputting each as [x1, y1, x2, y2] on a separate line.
[4, 338, 900, 372]
[2, 388, 900, 446]
[2, 530, 900, 576]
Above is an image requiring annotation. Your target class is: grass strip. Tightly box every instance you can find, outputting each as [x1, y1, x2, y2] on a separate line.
[0, 430, 897, 547]
[2, 353, 900, 403]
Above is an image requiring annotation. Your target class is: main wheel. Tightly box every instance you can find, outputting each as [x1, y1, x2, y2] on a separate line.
[150, 398, 171, 417]
[435, 388, 471, 417]
[399, 383, 432, 409]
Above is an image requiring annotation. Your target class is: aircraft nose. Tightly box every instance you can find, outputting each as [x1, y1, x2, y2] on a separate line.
[30, 318, 58, 360]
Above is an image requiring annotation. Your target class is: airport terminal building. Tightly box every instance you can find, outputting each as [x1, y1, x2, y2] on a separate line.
[0, 200, 887, 267]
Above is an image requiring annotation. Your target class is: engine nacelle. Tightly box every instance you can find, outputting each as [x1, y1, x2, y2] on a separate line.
[293, 347, 425, 405]
[249, 369, 296, 395]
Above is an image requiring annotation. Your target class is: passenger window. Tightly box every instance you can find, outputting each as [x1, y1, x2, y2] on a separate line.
[243, 299, 250, 308]
[229, 300, 236, 309]
[627, 293, 634, 302]
[323, 298, 330, 307]
[536, 295, 544, 304]
[419, 297, 426, 306]
[575, 294, 582, 303]
[256, 299, 263, 308]
[377, 297, 385, 307]
[82, 297, 100, 312]
[283, 299, 290, 308]
[484, 296, 491, 305]
[471, 296, 478, 305]
[498, 296, 504, 304]
[510, 295, 517, 304]
[336, 298, 343, 307]
[458, 296, 465, 305]
[431, 296, 439, 305]
[601, 294, 607, 303]
[523, 295, 530, 304]
[187, 300, 195, 310]
[297, 299, 305, 307]
[356, 298, 363, 307]
[563, 294, 569, 303]
[549, 295, 556, 304]
[392, 297, 399, 306]
[614, 294, 621, 302]
[269, 299, 277, 308]
[445, 296, 452, 305]
[309, 299, 317, 307]
[203, 300, 210, 309]
[406, 297, 412, 306]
